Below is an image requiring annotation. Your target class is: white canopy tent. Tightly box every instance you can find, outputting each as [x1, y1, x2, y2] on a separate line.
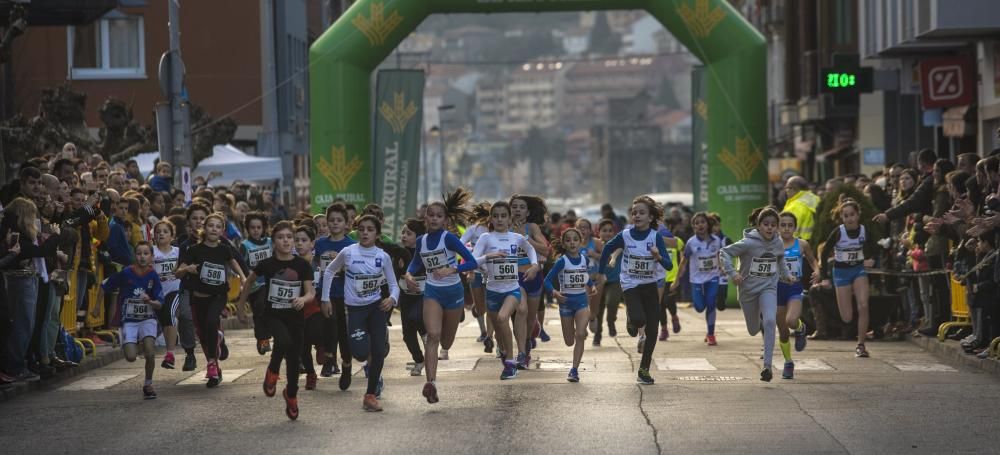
[133, 151, 159, 178]
[193, 144, 282, 186]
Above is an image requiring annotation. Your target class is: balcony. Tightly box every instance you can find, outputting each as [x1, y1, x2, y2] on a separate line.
[917, 0, 1000, 39]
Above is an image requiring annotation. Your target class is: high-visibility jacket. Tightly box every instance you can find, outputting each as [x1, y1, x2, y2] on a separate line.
[783, 190, 820, 241]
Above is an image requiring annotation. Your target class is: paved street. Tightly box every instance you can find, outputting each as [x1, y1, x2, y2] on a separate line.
[1, 305, 998, 455]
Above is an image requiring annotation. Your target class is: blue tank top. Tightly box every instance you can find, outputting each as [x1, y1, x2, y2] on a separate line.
[581, 238, 598, 272]
[784, 238, 802, 279]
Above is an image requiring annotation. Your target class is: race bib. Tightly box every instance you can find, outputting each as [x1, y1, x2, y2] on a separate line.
[400, 275, 426, 294]
[488, 257, 519, 283]
[562, 271, 588, 291]
[696, 255, 717, 273]
[749, 257, 777, 278]
[785, 256, 801, 277]
[199, 262, 226, 286]
[154, 257, 177, 282]
[248, 246, 271, 268]
[625, 254, 654, 278]
[124, 298, 151, 319]
[267, 278, 301, 309]
[421, 249, 449, 272]
[353, 273, 383, 297]
[834, 248, 863, 263]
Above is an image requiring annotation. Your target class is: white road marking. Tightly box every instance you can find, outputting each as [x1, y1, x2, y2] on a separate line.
[177, 368, 254, 385]
[59, 374, 138, 391]
[890, 361, 956, 372]
[794, 359, 835, 371]
[656, 358, 717, 371]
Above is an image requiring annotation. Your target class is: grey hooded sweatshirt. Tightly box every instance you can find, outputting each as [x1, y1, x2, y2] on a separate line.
[718, 228, 794, 296]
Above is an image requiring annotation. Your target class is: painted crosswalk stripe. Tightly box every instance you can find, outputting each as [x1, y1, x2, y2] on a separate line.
[177, 368, 254, 385]
[539, 361, 592, 371]
[59, 374, 138, 391]
[794, 359, 834, 371]
[656, 358, 717, 371]
[436, 359, 478, 372]
[890, 361, 956, 372]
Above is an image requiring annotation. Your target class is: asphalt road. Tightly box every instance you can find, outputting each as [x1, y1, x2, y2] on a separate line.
[2, 304, 998, 455]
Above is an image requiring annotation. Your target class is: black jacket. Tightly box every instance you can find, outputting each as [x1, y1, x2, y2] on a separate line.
[886, 170, 935, 221]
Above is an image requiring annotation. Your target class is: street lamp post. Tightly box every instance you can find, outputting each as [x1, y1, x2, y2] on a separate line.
[437, 104, 455, 194]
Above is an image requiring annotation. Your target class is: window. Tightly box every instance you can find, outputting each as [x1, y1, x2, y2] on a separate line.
[67, 12, 145, 79]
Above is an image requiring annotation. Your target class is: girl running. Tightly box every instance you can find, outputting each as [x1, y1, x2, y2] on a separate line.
[820, 198, 877, 358]
[593, 219, 623, 346]
[403, 188, 478, 404]
[660, 218, 684, 341]
[152, 220, 181, 370]
[239, 212, 273, 355]
[461, 202, 493, 353]
[578, 219, 604, 339]
[321, 215, 399, 412]
[237, 221, 314, 420]
[175, 213, 246, 388]
[544, 228, 596, 382]
[102, 241, 162, 399]
[598, 196, 674, 385]
[295, 224, 325, 391]
[399, 219, 428, 377]
[313, 203, 355, 388]
[719, 207, 796, 382]
[776, 211, 820, 379]
[670, 213, 722, 346]
[470, 201, 540, 380]
[709, 213, 732, 312]
[509, 194, 550, 369]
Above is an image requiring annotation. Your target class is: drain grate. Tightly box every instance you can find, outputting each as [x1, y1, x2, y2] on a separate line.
[673, 376, 748, 382]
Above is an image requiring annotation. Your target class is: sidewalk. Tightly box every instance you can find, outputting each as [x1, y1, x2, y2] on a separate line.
[908, 333, 1000, 375]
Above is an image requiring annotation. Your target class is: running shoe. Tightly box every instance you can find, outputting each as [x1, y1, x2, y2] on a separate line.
[422, 381, 439, 404]
[321, 360, 335, 378]
[515, 352, 528, 370]
[363, 393, 382, 412]
[658, 327, 669, 341]
[218, 333, 229, 361]
[593, 332, 602, 347]
[263, 368, 279, 397]
[637, 368, 654, 385]
[305, 373, 318, 391]
[567, 367, 580, 383]
[161, 352, 175, 370]
[608, 323, 617, 337]
[206, 361, 221, 388]
[484, 337, 494, 353]
[257, 339, 271, 356]
[501, 361, 517, 380]
[855, 344, 870, 358]
[626, 320, 638, 337]
[476, 333, 487, 343]
[182, 354, 197, 372]
[705, 334, 718, 346]
[760, 367, 773, 382]
[339, 361, 352, 391]
[315, 347, 325, 366]
[794, 325, 807, 352]
[588, 318, 598, 334]
[283, 388, 299, 420]
[539, 328, 551, 342]
[411, 362, 424, 377]
[782, 362, 794, 380]
[671, 315, 681, 333]
[637, 334, 646, 354]
[716, 299, 726, 311]
[142, 385, 157, 400]
[439, 349, 449, 360]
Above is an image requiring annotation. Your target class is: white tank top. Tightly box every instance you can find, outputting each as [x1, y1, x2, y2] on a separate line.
[153, 246, 180, 295]
[478, 232, 525, 293]
[420, 232, 460, 287]
[834, 225, 865, 264]
[620, 228, 664, 290]
[686, 234, 721, 284]
[558, 254, 590, 295]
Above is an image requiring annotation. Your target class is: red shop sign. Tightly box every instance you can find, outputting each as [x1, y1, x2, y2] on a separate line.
[919, 57, 975, 109]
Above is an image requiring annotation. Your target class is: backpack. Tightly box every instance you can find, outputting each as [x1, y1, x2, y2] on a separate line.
[60, 328, 84, 363]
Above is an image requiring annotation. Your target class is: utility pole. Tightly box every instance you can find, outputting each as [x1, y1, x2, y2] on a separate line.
[157, 0, 191, 192]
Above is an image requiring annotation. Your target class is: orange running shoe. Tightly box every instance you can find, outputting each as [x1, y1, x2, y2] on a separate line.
[263, 368, 279, 397]
[706, 334, 718, 346]
[283, 388, 298, 420]
[363, 393, 382, 412]
[305, 373, 318, 391]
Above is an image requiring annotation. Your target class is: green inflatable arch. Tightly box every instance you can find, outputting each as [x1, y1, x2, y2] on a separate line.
[310, 0, 768, 236]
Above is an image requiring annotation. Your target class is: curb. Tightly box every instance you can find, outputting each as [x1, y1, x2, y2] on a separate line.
[909, 334, 1000, 376]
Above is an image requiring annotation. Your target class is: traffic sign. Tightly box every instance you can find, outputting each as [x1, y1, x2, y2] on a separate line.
[919, 57, 975, 109]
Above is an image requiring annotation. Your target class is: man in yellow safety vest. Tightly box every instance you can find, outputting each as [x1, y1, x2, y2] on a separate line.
[782, 176, 819, 241]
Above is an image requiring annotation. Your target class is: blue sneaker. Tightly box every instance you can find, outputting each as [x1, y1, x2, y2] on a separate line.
[539, 328, 551, 342]
[567, 367, 580, 383]
[794, 325, 807, 352]
[515, 352, 528, 370]
[782, 361, 794, 380]
[501, 361, 517, 380]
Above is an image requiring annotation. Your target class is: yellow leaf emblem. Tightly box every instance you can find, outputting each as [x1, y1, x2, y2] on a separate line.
[695, 99, 708, 120]
[718, 136, 763, 182]
[678, 0, 726, 39]
[352, 1, 403, 46]
[317, 145, 363, 191]
[379, 92, 418, 134]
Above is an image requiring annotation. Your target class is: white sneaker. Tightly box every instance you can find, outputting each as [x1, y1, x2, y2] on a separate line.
[438, 349, 449, 360]
[637, 334, 645, 354]
[410, 362, 424, 376]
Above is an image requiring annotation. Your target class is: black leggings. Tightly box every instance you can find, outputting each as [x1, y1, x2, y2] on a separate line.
[265, 310, 304, 397]
[190, 293, 226, 359]
[157, 291, 179, 327]
[659, 281, 678, 326]
[399, 292, 426, 364]
[347, 302, 389, 395]
[329, 298, 352, 364]
[249, 288, 271, 341]
[302, 313, 327, 374]
[624, 282, 659, 370]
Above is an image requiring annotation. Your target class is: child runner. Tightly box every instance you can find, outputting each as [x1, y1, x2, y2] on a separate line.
[237, 221, 314, 420]
[719, 207, 796, 382]
[321, 215, 399, 412]
[403, 188, 478, 403]
[175, 213, 246, 387]
[174, 203, 209, 372]
[152, 221, 182, 371]
[102, 241, 162, 399]
[509, 194, 550, 368]
[577, 219, 603, 340]
[470, 201, 540, 380]
[660, 218, 684, 341]
[399, 219, 428, 376]
[294, 224, 325, 391]
[709, 213, 732, 312]
[776, 211, 821, 379]
[313, 203, 355, 387]
[671, 213, 723, 345]
[820, 198, 877, 358]
[313, 214, 330, 238]
[239, 212, 273, 355]
[544, 228, 596, 382]
[598, 196, 674, 385]
[461, 202, 493, 352]
[593, 218, 622, 346]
